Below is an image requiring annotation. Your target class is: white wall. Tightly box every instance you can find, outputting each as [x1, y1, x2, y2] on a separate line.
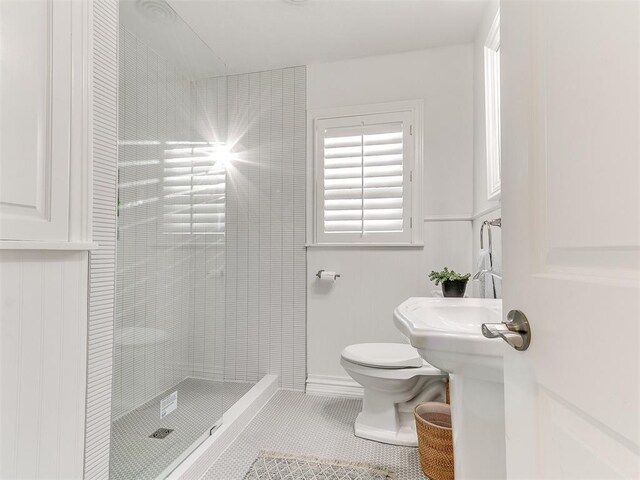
[306, 46, 474, 381]
[471, 1, 502, 297]
[1, 2, 102, 478]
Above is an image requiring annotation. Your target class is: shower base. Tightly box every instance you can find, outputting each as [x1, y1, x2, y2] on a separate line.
[109, 378, 254, 480]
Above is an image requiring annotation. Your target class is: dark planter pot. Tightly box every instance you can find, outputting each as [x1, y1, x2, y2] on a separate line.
[441, 280, 468, 298]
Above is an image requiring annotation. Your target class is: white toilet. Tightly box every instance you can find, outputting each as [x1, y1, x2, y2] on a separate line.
[340, 343, 447, 446]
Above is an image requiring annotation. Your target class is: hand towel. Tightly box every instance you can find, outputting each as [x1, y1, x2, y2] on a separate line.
[476, 249, 493, 298]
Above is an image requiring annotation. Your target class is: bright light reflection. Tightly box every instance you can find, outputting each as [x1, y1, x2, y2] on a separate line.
[209, 145, 236, 170]
[162, 142, 234, 170]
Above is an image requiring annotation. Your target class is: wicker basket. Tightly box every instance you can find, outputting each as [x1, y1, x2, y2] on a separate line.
[414, 402, 454, 480]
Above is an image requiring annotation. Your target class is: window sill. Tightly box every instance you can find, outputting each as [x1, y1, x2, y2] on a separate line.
[0, 241, 99, 251]
[305, 243, 424, 248]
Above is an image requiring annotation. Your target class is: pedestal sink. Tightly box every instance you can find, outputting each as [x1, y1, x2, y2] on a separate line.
[394, 297, 505, 480]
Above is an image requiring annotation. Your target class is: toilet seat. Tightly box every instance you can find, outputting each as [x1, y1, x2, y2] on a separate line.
[340, 343, 442, 380]
[341, 343, 424, 369]
[341, 356, 441, 380]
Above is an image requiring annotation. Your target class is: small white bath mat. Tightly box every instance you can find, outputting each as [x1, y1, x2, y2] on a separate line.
[242, 451, 397, 480]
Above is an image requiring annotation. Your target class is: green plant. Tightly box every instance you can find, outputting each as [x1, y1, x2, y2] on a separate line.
[428, 267, 471, 286]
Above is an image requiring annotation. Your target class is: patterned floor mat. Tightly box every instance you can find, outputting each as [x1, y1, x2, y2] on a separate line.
[243, 451, 397, 480]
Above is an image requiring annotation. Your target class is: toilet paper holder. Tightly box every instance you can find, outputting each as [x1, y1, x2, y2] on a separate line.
[316, 269, 341, 279]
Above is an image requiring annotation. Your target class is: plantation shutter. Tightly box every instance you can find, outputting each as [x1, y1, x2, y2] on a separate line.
[315, 111, 413, 244]
[162, 143, 226, 235]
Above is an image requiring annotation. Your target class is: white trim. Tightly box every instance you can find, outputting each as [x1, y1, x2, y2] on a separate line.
[306, 212, 488, 226]
[166, 375, 279, 480]
[68, 0, 93, 244]
[0, 241, 99, 251]
[472, 204, 501, 221]
[423, 214, 472, 222]
[305, 375, 363, 398]
[484, 9, 502, 202]
[307, 100, 424, 247]
[305, 243, 423, 248]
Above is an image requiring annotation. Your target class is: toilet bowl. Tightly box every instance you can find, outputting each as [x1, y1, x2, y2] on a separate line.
[341, 343, 447, 446]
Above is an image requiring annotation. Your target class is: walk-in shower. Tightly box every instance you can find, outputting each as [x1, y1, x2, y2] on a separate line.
[110, 2, 257, 478]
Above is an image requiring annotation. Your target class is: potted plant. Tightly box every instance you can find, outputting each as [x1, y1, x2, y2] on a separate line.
[429, 267, 471, 298]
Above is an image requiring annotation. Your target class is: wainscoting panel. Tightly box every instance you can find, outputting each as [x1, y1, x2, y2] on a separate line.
[0, 250, 89, 479]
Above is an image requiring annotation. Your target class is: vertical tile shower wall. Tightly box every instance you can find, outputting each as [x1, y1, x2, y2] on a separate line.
[113, 27, 226, 420]
[194, 68, 307, 391]
[84, 0, 118, 477]
[113, 25, 307, 422]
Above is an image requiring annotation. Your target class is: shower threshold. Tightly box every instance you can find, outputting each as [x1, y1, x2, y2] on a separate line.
[109, 378, 253, 480]
[165, 375, 279, 480]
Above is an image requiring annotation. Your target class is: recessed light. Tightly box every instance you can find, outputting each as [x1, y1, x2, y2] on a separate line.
[284, 0, 309, 5]
[135, 0, 177, 24]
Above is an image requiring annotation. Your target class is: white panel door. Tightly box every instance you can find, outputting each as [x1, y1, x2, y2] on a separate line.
[501, 1, 640, 478]
[0, 0, 76, 241]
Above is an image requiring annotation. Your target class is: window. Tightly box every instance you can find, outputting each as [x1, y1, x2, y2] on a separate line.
[484, 10, 501, 201]
[310, 101, 423, 245]
[162, 142, 226, 236]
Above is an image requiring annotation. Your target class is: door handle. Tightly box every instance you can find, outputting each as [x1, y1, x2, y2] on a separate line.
[481, 310, 531, 351]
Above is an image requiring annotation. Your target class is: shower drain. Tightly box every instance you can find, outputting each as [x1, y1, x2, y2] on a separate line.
[149, 428, 174, 439]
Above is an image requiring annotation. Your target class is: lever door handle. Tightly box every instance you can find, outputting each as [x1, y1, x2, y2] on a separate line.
[481, 323, 524, 349]
[481, 310, 531, 351]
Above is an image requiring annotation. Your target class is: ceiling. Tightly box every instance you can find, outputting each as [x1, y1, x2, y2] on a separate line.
[167, 0, 489, 77]
[121, 0, 227, 79]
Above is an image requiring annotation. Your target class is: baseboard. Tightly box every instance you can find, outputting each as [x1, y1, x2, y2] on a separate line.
[165, 374, 279, 479]
[305, 375, 363, 398]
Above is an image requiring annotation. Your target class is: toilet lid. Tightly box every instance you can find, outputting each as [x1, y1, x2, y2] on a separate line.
[341, 343, 424, 369]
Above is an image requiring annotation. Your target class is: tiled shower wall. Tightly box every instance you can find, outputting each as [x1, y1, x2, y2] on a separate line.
[194, 68, 307, 391]
[112, 27, 226, 419]
[85, 1, 118, 477]
[113, 25, 307, 421]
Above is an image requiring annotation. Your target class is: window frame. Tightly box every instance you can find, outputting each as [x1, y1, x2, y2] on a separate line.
[484, 10, 502, 201]
[307, 100, 424, 247]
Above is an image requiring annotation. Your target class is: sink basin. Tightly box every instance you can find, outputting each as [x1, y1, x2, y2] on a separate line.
[394, 297, 504, 382]
[394, 297, 501, 340]
[393, 297, 506, 480]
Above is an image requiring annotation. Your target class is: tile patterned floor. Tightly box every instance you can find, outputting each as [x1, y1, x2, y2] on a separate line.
[110, 378, 254, 480]
[204, 391, 427, 480]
